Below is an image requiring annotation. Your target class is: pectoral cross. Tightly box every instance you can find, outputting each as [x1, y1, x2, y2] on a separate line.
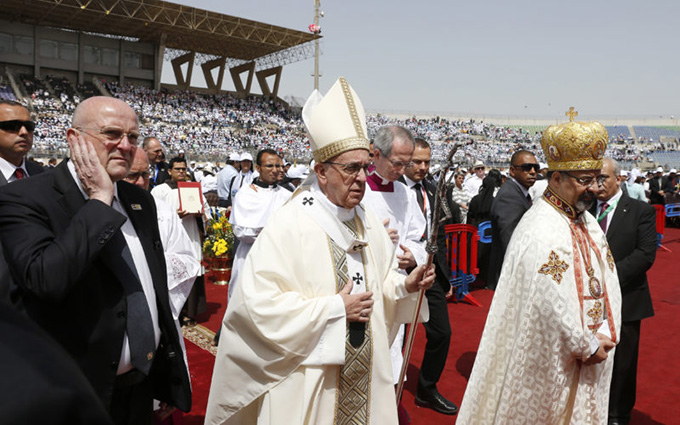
[565, 106, 578, 122]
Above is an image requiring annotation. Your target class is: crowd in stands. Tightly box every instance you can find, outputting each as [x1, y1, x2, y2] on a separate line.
[8, 77, 678, 168]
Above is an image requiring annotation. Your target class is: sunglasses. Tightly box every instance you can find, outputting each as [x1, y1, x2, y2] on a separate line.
[511, 163, 540, 172]
[0, 120, 36, 133]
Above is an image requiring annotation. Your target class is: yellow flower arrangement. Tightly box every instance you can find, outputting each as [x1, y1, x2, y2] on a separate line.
[203, 208, 235, 259]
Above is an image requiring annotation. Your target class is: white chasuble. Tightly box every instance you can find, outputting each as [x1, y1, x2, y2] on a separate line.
[457, 188, 621, 425]
[205, 181, 428, 425]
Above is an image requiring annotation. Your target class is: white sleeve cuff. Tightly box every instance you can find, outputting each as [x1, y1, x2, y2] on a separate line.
[588, 333, 600, 356]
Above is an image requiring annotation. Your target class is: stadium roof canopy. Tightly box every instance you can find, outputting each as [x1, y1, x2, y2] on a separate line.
[2, 0, 319, 61]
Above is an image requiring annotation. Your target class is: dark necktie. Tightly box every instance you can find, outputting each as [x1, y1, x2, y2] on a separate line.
[526, 193, 532, 203]
[343, 219, 365, 348]
[599, 202, 609, 234]
[107, 230, 156, 375]
[413, 183, 426, 217]
[14, 168, 25, 180]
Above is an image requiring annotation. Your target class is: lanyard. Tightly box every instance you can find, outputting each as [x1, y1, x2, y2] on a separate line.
[596, 198, 619, 223]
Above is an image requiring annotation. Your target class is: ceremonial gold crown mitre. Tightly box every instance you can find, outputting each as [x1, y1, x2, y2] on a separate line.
[541, 112, 608, 171]
[302, 77, 370, 163]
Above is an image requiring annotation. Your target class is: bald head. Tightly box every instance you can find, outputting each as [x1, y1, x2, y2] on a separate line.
[67, 96, 140, 182]
[72, 96, 138, 129]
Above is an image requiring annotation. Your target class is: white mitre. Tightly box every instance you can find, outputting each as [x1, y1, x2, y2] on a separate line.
[302, 77, 370, 163]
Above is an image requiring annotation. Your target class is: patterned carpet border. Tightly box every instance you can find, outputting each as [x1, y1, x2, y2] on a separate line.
[182, 324, 218, 356]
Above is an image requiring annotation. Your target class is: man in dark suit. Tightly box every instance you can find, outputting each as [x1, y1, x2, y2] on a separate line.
[592, 158, 656, 425]
[402, 138, 460, 416]
[0, 99, 45, 306]
[0, 99, 45, 184]
[648, 166, 667, 205]
[487, 150, 538, 289]
[0, 97, 191, 424]
[144, 136, 170, 190]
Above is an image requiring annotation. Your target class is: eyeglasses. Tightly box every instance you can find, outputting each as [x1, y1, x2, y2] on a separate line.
[324, 161, 371, 176]
[386, 157, 413, 169]
[261, 164, 283, 169]
[561, 171, 606, 188]
[77, 127, 140, 146]
[171, 167, 187, 172]
[511, 163, 540, 173]
[126, 171, 151, 180]
[0, 120, 36, 133]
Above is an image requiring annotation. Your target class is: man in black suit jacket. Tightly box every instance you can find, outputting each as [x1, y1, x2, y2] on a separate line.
[648, 166, 667, 205]
[144, 136, 170, 190]
[487, 150, 538, 289]
[0, 97, 191, 424]
[0, 100, 45, 306]
[592, 158, 656, 425]
[401, 138, 460, 416]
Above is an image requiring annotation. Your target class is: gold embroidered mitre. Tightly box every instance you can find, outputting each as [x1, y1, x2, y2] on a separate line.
[541, 121, 608, 171]
[302, 77, 370, 163]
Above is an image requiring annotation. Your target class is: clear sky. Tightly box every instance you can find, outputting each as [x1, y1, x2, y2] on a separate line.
[164, 0, 679, 120]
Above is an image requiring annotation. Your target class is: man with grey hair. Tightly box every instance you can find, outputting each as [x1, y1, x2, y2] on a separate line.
[590, 158, 656, 425]
[363, 125, 428, 419]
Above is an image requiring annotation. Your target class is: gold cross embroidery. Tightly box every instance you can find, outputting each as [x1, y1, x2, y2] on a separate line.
[565, 106, 578, 122]
[538, 250, 570, 284]
[587, 301, 603, 325]
[606, 247, 615, 272]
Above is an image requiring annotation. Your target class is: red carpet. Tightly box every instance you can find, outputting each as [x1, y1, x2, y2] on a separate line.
[182, 227, 680, 424]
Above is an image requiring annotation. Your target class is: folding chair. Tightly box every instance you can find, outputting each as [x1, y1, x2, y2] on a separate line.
[445, 224, 483, 307]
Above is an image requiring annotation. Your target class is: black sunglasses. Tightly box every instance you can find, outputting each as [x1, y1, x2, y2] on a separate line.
[0, 120, 36, 133]
[511, 163, 540, 172]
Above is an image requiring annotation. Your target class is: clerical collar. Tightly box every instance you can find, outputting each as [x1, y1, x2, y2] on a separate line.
[543, 186, 577, 220]
[310, 181, 355, 222]
[367, 170, 394, 192]
[252, 178, 277, 189]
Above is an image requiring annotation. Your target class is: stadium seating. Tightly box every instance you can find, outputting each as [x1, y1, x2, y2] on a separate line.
[634, 126, 680, 141]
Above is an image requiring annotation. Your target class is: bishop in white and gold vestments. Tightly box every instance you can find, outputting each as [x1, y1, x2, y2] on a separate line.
[458, 118, 622, 425]
[205, 77, 432, 425]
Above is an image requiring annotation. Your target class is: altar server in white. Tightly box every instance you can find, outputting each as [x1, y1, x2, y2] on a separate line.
[227, 148, 292, 298]
[458, 118, 622, 424]
[205, 77, 434, 425]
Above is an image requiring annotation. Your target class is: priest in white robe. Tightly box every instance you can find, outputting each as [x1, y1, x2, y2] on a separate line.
[205, 77, 434, 425]
[362, 125, 427, 389]
[458, 119, 622, 425]
[123, 148, 200, 372]
[227, 149, 292, 298]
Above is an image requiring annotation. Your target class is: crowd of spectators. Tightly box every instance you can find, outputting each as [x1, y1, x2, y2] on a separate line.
[14, 78, 679, 168]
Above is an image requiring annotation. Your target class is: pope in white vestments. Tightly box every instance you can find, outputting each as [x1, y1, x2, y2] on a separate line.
[205, 77, 434, 425]
[458, 119, 622, 425]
